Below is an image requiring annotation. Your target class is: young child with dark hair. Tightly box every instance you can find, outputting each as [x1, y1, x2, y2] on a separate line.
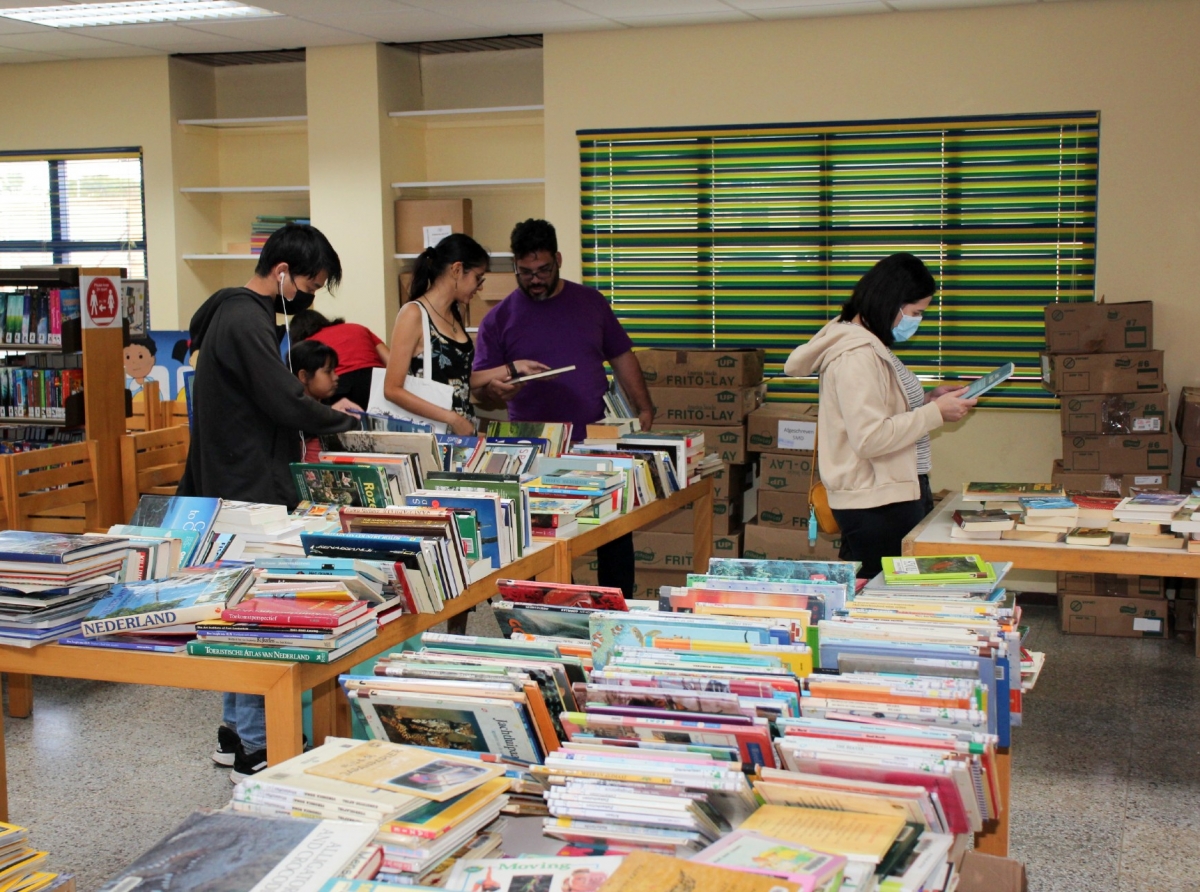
[289, 340, 354, 462]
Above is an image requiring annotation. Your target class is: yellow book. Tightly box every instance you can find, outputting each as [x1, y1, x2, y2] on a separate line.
[753, 780, 927, 827]
[651, 638, 814, 676]
[695, 603, 811, 625]
[739, 804, 906, 862]
[304, 739, 505, 801]
[377, 777, 510, 842]
[597, 851, 807, 892]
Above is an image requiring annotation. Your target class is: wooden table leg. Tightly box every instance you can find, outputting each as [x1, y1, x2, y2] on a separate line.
[537, 541, 572, 584]
[309, 678, 339, 748]
[263, 668, 304, 766]
[974, 746, 1011, 856]
[333, 686, 353, 739]
[6, 674, 33, 719]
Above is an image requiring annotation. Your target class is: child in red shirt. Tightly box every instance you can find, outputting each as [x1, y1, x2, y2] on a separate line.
[290, 340, 359, 461]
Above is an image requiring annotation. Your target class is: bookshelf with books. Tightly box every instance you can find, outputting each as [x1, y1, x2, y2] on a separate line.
[0, 267, 126, 525]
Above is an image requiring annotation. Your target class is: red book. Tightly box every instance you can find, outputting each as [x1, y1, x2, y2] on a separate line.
[220, 597, 371, 628]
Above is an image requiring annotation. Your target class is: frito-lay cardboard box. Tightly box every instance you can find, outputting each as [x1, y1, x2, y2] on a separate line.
[571, 553, 599, 585]
[756, 489, 809, 529]
[758, 451, 818, 494]
[1175, 387, 1200, 446]
[636, 348, 765, 388]
[645, 498, 743, 536]
[692, 425, 749, 463]
[648, 384, 766, 425]
[632, 531, 696, 570]
[1050, 460, 1166, 495]
[1060, 594, 1169, 637]
[1060, 434, 1172, 474]
[712, 531, 742, 559]
[1059, 391, 1168, 435]
[1043, 300, 1153, 354]
[1041, 351, 1164, 394]
[710, 462, 751, 502]
[743, 522, 841, 561]
[395, 198, 472, 254]
[956, 851, 1029, 892]
[632, 569, 688, 600]
[747, 403, 818, 454]
[1057, 572, 1165, 598]
[1180, 447, 1200, 479]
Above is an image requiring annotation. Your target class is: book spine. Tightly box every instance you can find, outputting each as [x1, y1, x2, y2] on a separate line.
[81, 606, 213, 637]
[186, 640, 332, 662]
[219, 609, 347, 628]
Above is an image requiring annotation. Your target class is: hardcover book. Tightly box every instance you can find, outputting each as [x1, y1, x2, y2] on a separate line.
[292, 463, 391, 509]
[303, 739, 505, 801]
[442, 855, 622, 892]
[588, 850, 808, 892]
[221, 597, 372, 629]
[881, 555, 995, 585]
[81, 567, 254, 637]
[0, 530, 129, 565]
[129, 494, 222, 538]
[496, 579, 628, 612]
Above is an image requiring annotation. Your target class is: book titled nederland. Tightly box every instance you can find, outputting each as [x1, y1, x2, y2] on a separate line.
[80, 567, 254, 637]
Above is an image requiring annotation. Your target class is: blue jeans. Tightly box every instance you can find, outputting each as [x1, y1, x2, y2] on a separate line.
[222, 693, 266, 751]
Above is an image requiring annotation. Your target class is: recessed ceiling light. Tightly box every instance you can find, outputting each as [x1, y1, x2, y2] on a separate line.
[0, 1, 280, 28]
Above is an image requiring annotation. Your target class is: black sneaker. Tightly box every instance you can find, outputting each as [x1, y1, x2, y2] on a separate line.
[230, 743, 268, 784]
[212, 725, 239, 767]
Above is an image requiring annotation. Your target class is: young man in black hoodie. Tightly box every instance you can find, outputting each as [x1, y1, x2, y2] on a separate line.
[178, 223, 359, 781]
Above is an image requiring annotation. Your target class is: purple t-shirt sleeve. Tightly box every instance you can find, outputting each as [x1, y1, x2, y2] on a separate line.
[472, 308, 505, 372]
[598, 295, 635, 361]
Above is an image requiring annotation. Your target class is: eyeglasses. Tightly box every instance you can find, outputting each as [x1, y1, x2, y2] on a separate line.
[515, 261, 557, 282]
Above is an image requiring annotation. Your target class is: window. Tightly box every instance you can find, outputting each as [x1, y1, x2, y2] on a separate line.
[580, 113, 1098, 408]
[0, 150, 146, 279]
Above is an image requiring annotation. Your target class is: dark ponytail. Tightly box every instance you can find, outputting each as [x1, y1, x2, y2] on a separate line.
[408, 234, 490, 327]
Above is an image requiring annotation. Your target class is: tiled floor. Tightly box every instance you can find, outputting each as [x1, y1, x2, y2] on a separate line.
[5, 602, 1200, 891]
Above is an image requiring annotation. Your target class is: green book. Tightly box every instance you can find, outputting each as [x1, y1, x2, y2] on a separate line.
[452, 511, 481, 562]
[881, 555, 996, 585]
[424, 471, 525, 557]
[291, 462, 391, 508]
[187, 634, 372, 663]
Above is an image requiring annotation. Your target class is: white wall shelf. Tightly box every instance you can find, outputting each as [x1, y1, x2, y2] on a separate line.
[393, 252, 514, 260]
[388, 105, 543, 125]
[178, 115, 308, 129]
[390, 178, 544, 190]
[182, 254, 259, 261]
[179, 186, 310, 194]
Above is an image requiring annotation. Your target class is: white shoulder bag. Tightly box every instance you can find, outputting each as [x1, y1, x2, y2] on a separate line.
[367, 302, 455, 433]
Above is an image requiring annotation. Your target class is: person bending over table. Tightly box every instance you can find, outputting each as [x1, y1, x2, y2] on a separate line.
[784, 253, 976, 578]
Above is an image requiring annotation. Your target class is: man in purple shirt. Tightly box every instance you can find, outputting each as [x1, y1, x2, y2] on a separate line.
[471, 219, 655, 596]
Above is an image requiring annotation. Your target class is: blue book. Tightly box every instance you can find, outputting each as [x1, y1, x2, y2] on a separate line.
[1017, 496, 1076, 511]
[59, 633, 188, 653]
[110, 524, 201, 569]
[0, 530, 128, 565]
[80, 566, 253, 637]
[403, 493, 500, 569]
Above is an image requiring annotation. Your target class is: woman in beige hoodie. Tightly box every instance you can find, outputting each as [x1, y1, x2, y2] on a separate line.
[784, 254, 976, 578]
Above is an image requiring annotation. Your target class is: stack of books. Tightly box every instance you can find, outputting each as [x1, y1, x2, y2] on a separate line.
[1168, 495, 1200, 552]
[189, 590, 377, 664]
[960, 481, 1064, 504]
[63, 565, 255, 653]
[0, 531, 130, 648]
[484, 421, 573, 457]
[1005, 496, 1079, 542]
[618, 430, 705, 486]
[950, 507, 1016, 540]
[443, 855, 625, 892]
[250, 215, 310, 254]
[116, 494, 223, 568]
[0, 819, 76, 891]
[1113, 492, 1189, 549]
[527, 497, 590, 539]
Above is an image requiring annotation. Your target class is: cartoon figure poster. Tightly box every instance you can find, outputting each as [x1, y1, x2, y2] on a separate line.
[124, 330, 195, 401]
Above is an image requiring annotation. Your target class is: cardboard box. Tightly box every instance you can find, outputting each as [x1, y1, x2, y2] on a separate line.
[1057, 572, 1165, 598]
[756, 489, 809, 529]
[1176, 386, 1200, 446]
[1060, 434, 1172, 474]
[1174, 598, 1197, 633]
[644, 498, 743, 536]
[747, 403, 819, 454]
[691, 425, 749, 463]
[1041, 351, 1164, 395]
[956, 851, 1028, 892]
[395, 198, 472, 254]
[632, 569, 688, 600]
[1182, 447, 1200, 480]
[1050, 460, 1167, 495]
[1043, 300, 1153, 354]
[758, 451, 818, 494]
[1060, 593, 1169, 638]
[636, 348, 765, 388]
[743, 521, 841, 561]
[649, 384, 766, 425]
[1184, 476, 1200, 494]
[1059, 391, 1168, 435]
[710, 462, 751, 502]
[712, 531, 742, 559]
[632, 531, 696, 570]
[571, 553, 599, 585]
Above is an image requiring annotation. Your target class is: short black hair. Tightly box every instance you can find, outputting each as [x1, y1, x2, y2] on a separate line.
[838, 253, 937, 348]
[289, 339, 338, 378]
[510, 218, 557, 259]
[289, 309, 342, 343]
[255, 222, 343, 291]
[128, 335, 157, 356]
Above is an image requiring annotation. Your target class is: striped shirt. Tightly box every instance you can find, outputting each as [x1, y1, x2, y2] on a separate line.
[888, 351, 932, 475]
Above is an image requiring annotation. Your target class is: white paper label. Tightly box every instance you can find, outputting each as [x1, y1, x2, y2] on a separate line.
[890, 557, 920, 576]
[1133, 617, 1162, 632]
[778, 419, 816, 451]
[1132, 418, 1162, 431]
[423, 224, 453, 249]
[80, 274, 122, 330]
[1133, 475, 1164, 485]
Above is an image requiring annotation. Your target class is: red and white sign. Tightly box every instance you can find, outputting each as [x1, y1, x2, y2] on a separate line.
[81, 275, 122, 329]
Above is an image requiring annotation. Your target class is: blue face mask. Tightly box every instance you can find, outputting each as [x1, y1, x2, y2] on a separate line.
[892, 313, 921, 343]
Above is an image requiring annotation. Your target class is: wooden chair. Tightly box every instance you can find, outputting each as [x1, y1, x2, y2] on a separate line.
[119, 425, 190, 523]
[1, 439, 104, 719]
[126, 379, 165, 433]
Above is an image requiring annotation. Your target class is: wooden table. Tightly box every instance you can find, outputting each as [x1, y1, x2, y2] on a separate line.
[902, 493, 1200, 857]
[0, 479, 717, 822]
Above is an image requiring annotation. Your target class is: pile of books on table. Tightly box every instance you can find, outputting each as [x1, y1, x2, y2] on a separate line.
[0, 530, 130, 648]
[0, 822, 76, 891]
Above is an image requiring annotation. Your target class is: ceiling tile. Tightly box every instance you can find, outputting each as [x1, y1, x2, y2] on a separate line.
[566, 0, 733, 15]
[0, 45, 66, 61]
[745, 1, 890, 16]
[178, 15, 374, 47]
[399, 0, 606, 28]
[609, 10, 754, 25]
[0, 28, 144, 52]
[886, 0, 1032, 9]
[85, 22, 274, 52]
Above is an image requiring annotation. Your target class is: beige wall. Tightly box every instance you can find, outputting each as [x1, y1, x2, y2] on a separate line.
[543, 0, 1200, 491]
[0, 56, 182, 327]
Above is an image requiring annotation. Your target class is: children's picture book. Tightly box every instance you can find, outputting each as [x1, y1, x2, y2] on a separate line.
[881, 555, 995, 585]
[492, 601, 593, 640]
[442, 855, 622, 892]
[693, 829, 847, 890]
[80, 566, 254, 637]
[591, 850, 810, 892]
[304, 739, 505, 801]
[496, 579, 627, 612]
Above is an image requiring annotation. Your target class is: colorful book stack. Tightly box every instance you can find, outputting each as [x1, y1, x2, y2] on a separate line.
[250, 215, 310, 254]
[0, 821, 77, 891]
[65, 565, 255, 653]
[0, 530, 130, 648]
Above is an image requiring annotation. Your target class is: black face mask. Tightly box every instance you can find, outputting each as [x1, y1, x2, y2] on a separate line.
[273, 290, 314, 314]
